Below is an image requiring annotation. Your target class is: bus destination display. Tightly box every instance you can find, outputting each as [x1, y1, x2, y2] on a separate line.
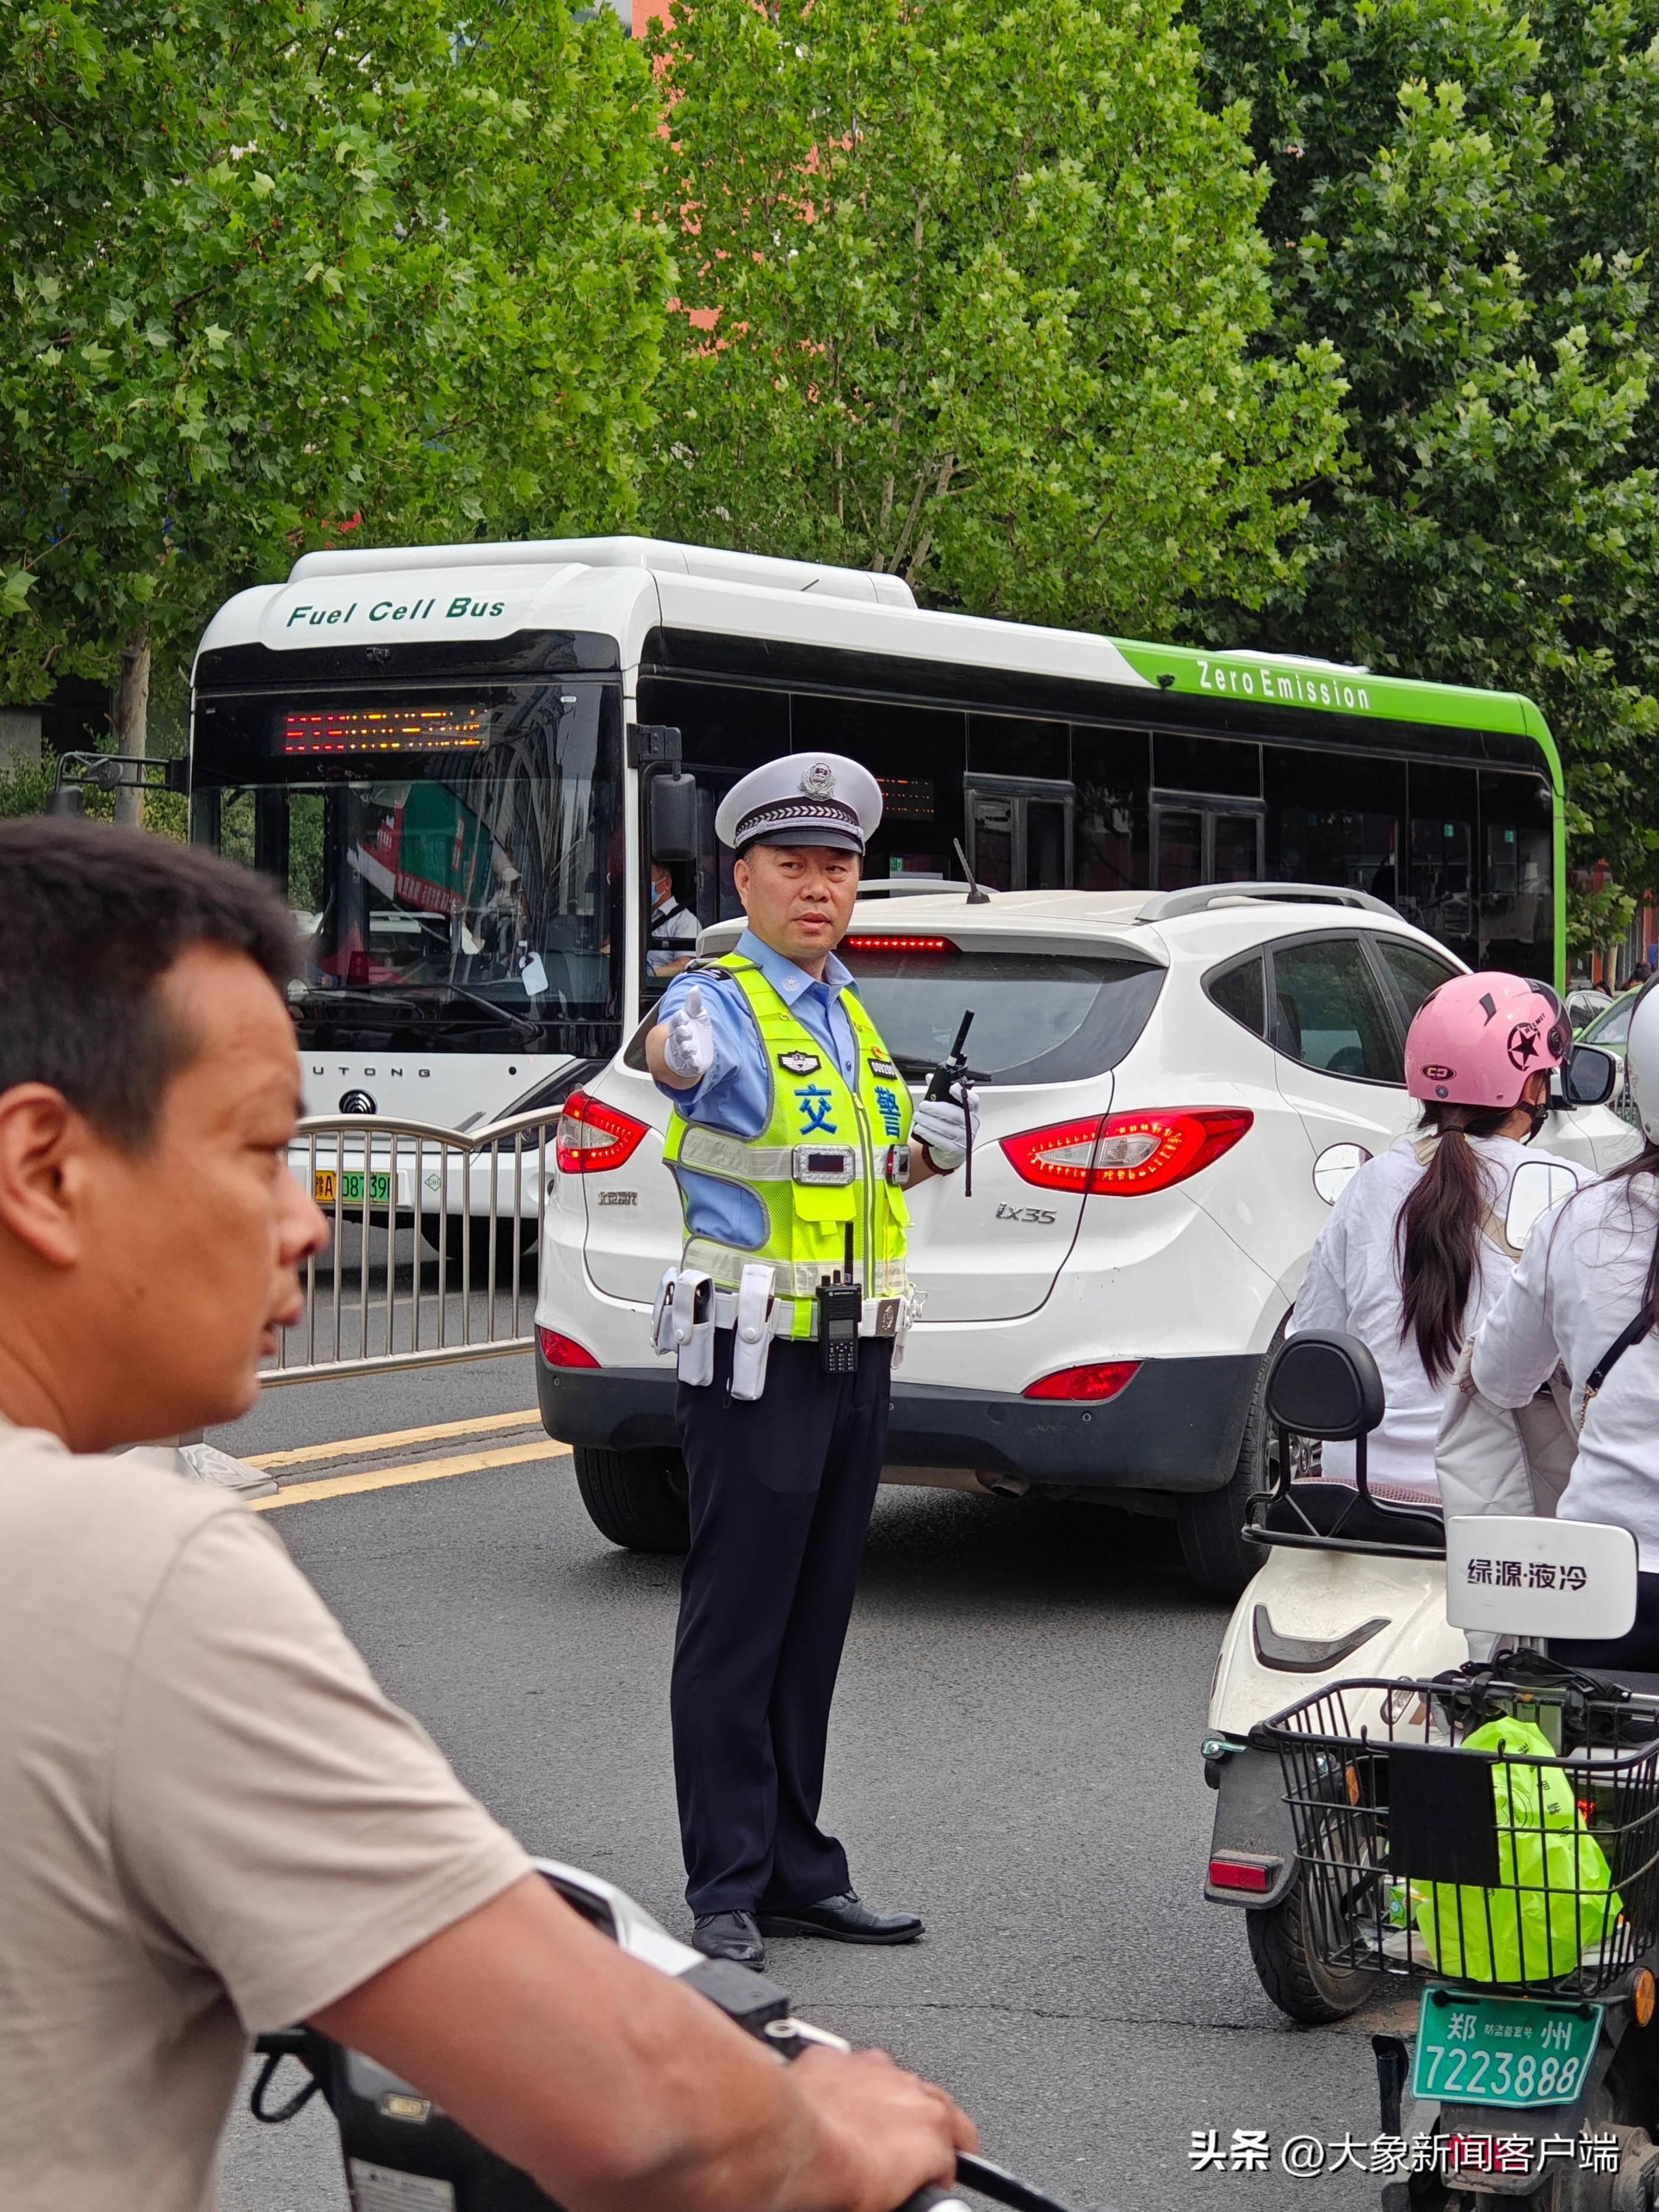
[282, 704, 490, 755]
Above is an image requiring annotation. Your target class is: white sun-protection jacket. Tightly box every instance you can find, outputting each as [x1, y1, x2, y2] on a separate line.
[1290, 1131, 1581, 1500]
[1464, 1171, 1659, 1570]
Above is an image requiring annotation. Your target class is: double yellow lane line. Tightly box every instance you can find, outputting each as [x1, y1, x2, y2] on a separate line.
[247, 1407, 569, 1512]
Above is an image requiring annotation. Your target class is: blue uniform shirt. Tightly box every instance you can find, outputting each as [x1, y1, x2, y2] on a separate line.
[655, 928, 862, 1248]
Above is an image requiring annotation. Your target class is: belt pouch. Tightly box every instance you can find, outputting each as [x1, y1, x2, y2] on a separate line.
[730, 1262, 777, 1402]
[673, 1269, 715, 1387]
[650, 1265, 679, 1356]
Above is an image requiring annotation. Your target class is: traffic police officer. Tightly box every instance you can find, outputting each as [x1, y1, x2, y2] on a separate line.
[646, 753, 979, 1968]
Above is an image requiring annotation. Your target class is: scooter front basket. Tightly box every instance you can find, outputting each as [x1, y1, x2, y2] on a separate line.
[1253, 1668, 1659, 1996]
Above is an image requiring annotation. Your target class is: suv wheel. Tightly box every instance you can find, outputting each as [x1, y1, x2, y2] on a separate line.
[573, 1445, 689, 1552]
[1174, 1329, 1279, 1600]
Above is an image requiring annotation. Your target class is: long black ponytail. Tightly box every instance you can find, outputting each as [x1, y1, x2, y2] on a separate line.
[1396, 1103, 1518, 1384]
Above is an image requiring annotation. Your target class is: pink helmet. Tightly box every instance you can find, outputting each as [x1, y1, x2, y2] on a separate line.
[1405, 971, 1570, 1107]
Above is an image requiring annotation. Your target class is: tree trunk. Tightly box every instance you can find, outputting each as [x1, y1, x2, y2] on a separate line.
[113, 623, 150, 829]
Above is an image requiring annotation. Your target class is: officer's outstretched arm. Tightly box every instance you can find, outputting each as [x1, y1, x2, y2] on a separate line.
[311, 1871, 976, 2212]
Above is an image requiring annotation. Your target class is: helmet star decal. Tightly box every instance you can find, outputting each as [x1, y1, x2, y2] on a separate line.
[1508, 1023, 1542, 1070]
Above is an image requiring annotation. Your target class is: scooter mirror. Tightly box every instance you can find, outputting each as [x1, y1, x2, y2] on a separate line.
[1312, 1141, 1371, 1205]
[1445, 1515, 1637, 1641]
[1263, 1331, 1384, 1441]
[1503, 1158, 1580, 1251]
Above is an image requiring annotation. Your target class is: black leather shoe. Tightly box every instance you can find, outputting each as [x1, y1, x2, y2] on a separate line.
[757, 1890, 924, 1944]
[692, 1910, 766, 1969]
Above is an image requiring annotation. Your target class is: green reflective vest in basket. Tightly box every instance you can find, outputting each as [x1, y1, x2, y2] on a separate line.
[662, 954, 914, 1340]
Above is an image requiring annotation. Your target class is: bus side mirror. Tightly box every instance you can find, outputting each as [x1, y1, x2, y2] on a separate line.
[1504, 1158, 1580, 1249]
[649, 773, 699, 863]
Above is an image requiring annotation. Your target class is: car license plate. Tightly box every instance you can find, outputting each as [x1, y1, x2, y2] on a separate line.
[312, 1170, 391, 1205]
[1411, 1988, 1602, 2108]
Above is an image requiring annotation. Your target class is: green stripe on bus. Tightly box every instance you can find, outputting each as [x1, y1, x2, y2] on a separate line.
[1113, 641, 1535, 737]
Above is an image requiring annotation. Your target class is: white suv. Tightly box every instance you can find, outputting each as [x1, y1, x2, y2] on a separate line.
[535, 884, 1635, 1594]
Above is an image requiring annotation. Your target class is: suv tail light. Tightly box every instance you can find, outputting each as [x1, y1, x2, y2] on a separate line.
[537, 1327, 600, 1370]
[556, 1090, 648, 1175]
[1001, 1107, 1252, 1196]
[1023, 1361, 1140, 1402]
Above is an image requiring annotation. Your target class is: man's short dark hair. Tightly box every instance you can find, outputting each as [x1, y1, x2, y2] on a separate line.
[0, 819, 299, 1148]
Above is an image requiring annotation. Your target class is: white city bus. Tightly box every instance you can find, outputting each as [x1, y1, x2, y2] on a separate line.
[191, 534, 1564, 1131]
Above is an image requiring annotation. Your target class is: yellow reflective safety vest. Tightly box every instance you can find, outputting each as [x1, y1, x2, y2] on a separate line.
[663, 954, 914, 1339]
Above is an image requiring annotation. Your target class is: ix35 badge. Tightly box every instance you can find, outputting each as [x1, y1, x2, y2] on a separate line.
[778, 1049, 821, 1075]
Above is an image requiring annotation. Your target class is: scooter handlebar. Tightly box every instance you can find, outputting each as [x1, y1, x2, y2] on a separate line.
[898, 2187, 973, 2212]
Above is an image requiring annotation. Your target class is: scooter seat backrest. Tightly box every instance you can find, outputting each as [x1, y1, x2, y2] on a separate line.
[1264, 1331, 1385, 1441]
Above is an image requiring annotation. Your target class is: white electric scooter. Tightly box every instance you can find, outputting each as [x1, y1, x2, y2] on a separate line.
[1250, 1340, 1659, 2210]
[248, 1859, 1099, 2212]
[1202, 1154, 1584, 2023]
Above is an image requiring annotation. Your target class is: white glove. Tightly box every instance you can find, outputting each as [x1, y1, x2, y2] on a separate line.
[663, 983, 715, 1083]
[912, 1083, 980, 1173]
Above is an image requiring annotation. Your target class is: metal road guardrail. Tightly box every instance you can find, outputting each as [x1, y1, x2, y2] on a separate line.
[260, 1110, 557, 1386]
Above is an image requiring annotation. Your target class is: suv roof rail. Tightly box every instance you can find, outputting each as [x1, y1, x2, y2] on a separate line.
[853, 878, 958, 897]
[1138, 881, 1398, 923]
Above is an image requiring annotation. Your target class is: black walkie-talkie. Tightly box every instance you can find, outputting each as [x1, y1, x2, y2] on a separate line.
[817, 1223, 861, 1376]
[924, 1009, 977, 1196]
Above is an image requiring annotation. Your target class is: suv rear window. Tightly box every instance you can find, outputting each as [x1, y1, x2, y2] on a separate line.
[840, 944, 1164, 1086]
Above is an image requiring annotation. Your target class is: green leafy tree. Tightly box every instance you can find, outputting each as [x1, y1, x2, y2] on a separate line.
[1190, 0, 1659, 956]
[644, 0, 1347, 634]
[1, 0, 668, 814]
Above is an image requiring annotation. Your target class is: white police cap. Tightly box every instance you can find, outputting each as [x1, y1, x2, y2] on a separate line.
[715, 753, 883, 857]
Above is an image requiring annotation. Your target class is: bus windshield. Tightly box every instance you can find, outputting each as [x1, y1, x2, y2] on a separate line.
[192, 682, 620, 1052]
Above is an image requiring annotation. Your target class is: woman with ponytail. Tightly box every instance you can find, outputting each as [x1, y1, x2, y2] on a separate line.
[1463, 979, 1659, 1666]
[1290, 971, 1575, 1500]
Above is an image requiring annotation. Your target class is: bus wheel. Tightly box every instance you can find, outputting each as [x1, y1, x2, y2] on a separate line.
[573, 1446, 689, 1552]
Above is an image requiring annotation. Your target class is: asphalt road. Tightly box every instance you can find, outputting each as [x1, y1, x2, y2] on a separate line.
[211, 1351, 1400, 2212]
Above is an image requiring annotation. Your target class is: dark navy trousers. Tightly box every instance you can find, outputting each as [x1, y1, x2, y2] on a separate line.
[671, 1330, 893, 1916]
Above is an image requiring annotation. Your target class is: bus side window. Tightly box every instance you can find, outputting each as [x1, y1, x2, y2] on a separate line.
[1073, 728, 1151, 892]
[1478, 770, 1553, 973]
[1264, 747, 1405, 907]
[1403, 761, 1477, 966]
[964, 772, 1075, 891]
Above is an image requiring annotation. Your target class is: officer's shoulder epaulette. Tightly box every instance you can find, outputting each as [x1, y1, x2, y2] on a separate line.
[682, 954, 758, 977]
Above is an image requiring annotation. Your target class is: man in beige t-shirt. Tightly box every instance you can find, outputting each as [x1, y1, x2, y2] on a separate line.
[0, 819, 972, 2212]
